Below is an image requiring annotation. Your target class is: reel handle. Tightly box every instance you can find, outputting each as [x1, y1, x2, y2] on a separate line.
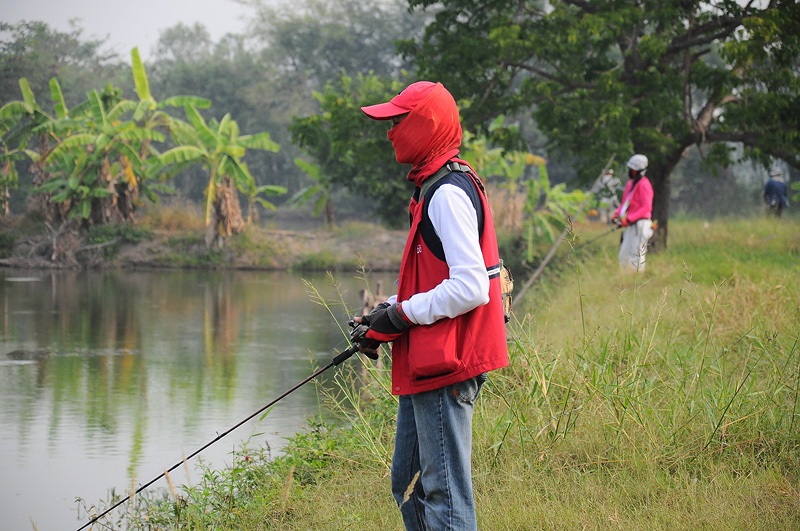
[347, 320, 378, 360]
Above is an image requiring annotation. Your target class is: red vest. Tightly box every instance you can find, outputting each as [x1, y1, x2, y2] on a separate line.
[390, 171, 509, 395]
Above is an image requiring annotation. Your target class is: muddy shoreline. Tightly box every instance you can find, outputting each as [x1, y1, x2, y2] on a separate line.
[0, 217, 407, 273]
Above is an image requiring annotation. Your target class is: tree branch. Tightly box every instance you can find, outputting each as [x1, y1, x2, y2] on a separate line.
[562, 0, 596, 14]
[666, 16, 743, 55]
[693, 94, 739, 140]
[682, 9, 698, 124]
[499, 61, 595, 90]
[706, 130, 800, 168]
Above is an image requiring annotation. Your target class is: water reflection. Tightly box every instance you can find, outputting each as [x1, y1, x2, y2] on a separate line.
[0, 269, 394, 531]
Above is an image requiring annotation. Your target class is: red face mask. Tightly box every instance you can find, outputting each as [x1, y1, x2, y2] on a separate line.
[386, 83, 463, 186]
[387, 113, 430, 165]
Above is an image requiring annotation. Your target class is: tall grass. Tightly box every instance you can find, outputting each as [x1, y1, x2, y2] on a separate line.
[475, 217, 800, 529]
[101, 217, 800, 530]
[139, 199, 206, 232]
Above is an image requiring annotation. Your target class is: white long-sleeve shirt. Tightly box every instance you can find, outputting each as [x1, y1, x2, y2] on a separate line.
[397, 183, 490, 326]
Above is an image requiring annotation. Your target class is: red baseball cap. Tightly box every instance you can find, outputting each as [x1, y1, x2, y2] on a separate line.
[361, 81, 438, 120]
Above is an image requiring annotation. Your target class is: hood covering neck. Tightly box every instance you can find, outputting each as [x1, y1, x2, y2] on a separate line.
[386, 83, 463, 187]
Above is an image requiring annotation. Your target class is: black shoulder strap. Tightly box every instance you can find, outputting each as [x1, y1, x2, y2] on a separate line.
[420, 163, 485, 262]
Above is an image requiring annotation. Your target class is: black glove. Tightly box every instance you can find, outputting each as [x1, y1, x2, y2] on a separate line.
[348, 320, 376, 359]
[354, 301, 392, 353]
[369, 301, 391, 315]
[358, 303, 412, 351]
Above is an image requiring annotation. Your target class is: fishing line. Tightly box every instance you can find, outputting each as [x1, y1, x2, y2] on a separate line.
[509, 223, 621, 315]
[570, 224, 622, 253]
[515, 154, 618, 303]
[75, 341, 363, 531]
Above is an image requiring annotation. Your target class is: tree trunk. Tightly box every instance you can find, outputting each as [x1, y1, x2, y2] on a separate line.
[324, 197, 335, 227]
[645, 148, 684, 253]
[205, 176, 245, 249]
[30, 135, 62, 224]
[649, 168, 670, 253]
[246, 198, 259, 225]
[204, 208, 219, 249]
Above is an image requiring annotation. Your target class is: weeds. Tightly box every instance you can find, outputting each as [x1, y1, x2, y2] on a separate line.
[140, 200, 205, 232]
[87, 223, 151, 245]
[294, 250, 361, 271]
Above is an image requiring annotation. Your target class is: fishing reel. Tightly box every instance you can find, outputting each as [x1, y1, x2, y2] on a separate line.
[348, 319, 378, 360]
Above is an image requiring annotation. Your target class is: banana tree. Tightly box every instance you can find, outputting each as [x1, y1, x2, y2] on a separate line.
[0, 78, 63, 218]
[33, 84, 169, 224]
[24, 48, 210, 227]
[245, 181, 288, 225]
[289, 158, 335, 226]
[521, 161, 587, 263]
[121, 48, 212, 215]
[160, 105, 282, 248]
[461, 118, 588, 263]
[0, 94, 34, 215]
[128, 47, 211, 152]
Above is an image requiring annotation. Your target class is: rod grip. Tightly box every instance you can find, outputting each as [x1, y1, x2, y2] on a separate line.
[332, 344, 360, 365]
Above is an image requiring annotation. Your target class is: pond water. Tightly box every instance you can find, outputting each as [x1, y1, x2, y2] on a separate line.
[0, 268, 395, 531]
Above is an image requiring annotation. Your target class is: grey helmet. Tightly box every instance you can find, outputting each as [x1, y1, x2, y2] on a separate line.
[626, 154, 648, 173]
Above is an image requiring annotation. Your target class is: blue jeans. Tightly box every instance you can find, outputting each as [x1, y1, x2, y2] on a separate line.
[391, 373, 488, 530]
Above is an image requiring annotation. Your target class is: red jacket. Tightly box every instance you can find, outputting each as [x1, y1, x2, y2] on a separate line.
[390, 170, 509, 395]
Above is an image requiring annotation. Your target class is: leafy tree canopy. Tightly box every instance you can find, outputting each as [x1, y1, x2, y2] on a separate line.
[145, 1, 429, 203]
[291, 73, 412, 227]
[0, 21, 126, 107]
[247, 0, 425, 87]
[399, 0, 800, 247]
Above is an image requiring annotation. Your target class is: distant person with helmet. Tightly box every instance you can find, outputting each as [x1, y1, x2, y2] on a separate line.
[612, 154, 654, 272]
[592, 168, 622, 223]
[763, 169, 788, 217]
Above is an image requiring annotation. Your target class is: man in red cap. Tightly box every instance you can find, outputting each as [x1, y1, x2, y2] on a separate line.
[355, 81, 509, 530]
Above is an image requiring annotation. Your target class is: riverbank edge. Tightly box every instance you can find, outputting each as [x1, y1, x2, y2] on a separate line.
[0, 215, 408, 273]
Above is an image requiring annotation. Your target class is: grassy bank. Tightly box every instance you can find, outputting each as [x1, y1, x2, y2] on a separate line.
[94, 217, 800, 530]
[0, 202, 407, 271]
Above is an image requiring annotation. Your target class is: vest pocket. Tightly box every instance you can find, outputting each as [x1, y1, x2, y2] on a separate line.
[408, 318, 462, 379]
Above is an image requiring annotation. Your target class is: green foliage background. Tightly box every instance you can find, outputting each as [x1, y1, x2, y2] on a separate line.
[3, 0, 797, 231]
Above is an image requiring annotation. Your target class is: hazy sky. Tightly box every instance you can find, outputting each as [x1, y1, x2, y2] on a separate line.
[1, 0, 253, 59]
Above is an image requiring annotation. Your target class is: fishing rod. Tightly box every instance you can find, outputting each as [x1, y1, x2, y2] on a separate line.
[513, 224, 621, 304]
[515, 154, 617, 303]
[76, 323, 372, 531]
[572, 224, 622, 252]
